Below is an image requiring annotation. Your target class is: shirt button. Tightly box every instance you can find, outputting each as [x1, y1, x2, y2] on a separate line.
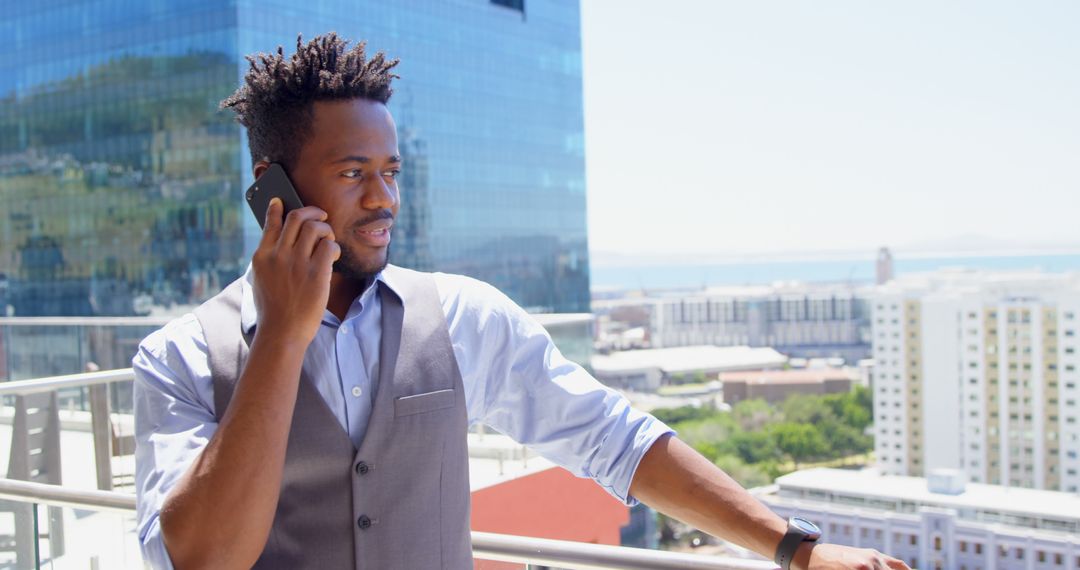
[357, 515, 372, 530]
[339, 327, 349, 335]
[351, 386, 363, 398]
[355, 461, 370, 475]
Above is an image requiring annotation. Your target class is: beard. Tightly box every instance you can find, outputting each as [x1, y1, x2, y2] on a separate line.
[332, 240, 389, 282]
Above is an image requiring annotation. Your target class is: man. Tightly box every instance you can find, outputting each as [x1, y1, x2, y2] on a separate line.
[134, 33, 909, 569]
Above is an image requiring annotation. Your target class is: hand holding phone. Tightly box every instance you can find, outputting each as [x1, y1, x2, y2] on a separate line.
[246, 163, 305, 228]
[247, 164, 340, 347]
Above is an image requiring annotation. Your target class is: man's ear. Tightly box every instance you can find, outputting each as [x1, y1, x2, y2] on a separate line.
[253, 159, 272, 180]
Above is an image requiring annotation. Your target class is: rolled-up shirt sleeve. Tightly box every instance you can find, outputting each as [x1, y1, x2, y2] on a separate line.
[438, 274, 675, 506]
[133, 314, 219, 570]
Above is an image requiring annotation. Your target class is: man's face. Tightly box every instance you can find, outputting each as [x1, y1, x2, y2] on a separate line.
[281, 99, 401, 282]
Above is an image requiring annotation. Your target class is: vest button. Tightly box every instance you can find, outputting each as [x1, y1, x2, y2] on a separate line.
[355, 461, 370, 475]
[357, 515, 372, 530]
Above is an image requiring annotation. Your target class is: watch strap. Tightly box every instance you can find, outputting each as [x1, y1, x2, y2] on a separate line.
[774, 526, 810, 570]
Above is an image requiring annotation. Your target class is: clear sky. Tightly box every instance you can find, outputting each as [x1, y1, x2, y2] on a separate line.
[580, 1, 1080, 258]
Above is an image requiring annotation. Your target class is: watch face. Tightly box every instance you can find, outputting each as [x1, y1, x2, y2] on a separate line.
[791, 517, 822, 538]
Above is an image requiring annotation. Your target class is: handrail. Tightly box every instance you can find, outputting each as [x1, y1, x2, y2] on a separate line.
[0, 316, 175, 326]
[0, 478, 135, 513]
[0, 478, 777, 570]
[471, 532, 777, 569]
[0, 368, 134, 396]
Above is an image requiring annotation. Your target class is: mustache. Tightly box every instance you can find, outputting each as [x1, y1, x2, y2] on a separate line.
[351, 209, 394, 229]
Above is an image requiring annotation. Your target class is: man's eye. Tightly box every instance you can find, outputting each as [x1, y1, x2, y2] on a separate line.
[343, 169, 362, 179]
[385, 170, 401, 179]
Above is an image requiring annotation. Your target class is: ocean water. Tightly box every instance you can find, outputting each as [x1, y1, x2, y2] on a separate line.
[589, 253, 1080, 290]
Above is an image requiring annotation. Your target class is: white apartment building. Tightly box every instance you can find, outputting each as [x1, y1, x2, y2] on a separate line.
[872, 269, 1080, 492]
[595, 282, 873, 362]
[761, 468, 1080, 570]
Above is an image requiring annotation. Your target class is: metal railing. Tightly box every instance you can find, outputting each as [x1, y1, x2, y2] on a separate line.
[0, 369, 778, 569]
[0, 478, 775, 570]
[0, 368, 134, 397]
[0, 368, 137, 493]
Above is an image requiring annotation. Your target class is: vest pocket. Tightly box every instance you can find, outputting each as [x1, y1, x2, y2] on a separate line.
[394, 388, 456, 417]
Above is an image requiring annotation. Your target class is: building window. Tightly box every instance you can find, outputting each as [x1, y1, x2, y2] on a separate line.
[491, 0, 526, 12]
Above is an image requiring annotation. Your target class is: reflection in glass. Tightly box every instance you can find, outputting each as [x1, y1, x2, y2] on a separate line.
[2, 1, 590, 317]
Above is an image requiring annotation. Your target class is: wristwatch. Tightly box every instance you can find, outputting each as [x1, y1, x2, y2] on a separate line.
[774, 517, 822, 570]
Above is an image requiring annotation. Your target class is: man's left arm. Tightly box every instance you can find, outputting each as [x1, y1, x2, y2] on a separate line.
[630, 433, 909, 570]
[442, 274, 911, 570]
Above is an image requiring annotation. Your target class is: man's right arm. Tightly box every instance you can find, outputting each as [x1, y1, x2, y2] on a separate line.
[154, 330, 308, 569]
[143, 198, 340, 569]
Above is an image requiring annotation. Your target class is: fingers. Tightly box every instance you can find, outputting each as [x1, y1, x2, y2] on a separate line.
[260, 198, 284, 247]
[279, 206, 327, 250]
[884, 556, 911, 570]
[313, 235, 342, 277]
[294, 219, 335, 260]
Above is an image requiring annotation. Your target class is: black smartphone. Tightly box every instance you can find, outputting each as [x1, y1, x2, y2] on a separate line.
[245, 163, 305, 229]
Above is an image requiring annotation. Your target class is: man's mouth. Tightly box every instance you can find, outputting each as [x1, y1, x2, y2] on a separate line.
[354, 219, 393, 247]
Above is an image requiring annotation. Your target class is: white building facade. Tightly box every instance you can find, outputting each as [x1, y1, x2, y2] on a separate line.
[871, 270, 1080, 492]
[595, 282, 874, 362]
[762, 468, 1080, 570]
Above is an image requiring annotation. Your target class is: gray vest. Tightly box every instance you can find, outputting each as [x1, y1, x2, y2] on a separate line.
[193, 265, 473, 569]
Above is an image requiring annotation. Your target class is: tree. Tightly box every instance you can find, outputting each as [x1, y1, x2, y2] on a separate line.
[714, 455, 772, 489]
[725, 430, 782, 465]
[652, 405, 720, 426]
[770, 422, 828, 468]
[818, 420, 871, 460]
[732, 398, 777, 432]
[675, 416, 737, 457]
[781, 393, 835, 425]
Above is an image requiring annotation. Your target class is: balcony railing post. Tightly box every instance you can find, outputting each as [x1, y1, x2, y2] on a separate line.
[89, 383, 113, 491]
[32, 502, 40, 570]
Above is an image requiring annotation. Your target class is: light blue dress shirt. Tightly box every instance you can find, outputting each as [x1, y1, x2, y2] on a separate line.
[133, 263, 674, 569]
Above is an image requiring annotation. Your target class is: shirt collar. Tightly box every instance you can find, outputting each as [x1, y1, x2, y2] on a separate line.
[239, 261, 398, 335]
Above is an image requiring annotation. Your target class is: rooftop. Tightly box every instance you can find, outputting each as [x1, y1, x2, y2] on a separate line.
[467, 432, 557, 491]
[776, 468, 1080, 523]
[720, 367, 857, 386]
[592, 346, 787, 376]
[875, 267, 1080, 296]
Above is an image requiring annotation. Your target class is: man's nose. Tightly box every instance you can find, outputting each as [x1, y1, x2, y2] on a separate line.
[362, 177, 398, 211]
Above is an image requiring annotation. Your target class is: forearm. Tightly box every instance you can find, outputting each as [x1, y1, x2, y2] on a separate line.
[160, 331, 306, 569]
[628, 434, 788, 560]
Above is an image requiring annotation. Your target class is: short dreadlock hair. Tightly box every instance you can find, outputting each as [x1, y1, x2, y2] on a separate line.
[221, 33, 400, 169]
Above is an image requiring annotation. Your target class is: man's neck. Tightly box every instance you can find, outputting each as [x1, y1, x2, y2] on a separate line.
[327, 273, 374, 322]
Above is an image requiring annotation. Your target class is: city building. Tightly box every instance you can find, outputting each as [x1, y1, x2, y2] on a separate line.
[719, 367, 857, 405]
[1, 0, 590, 317]
[871, 269, 1080, 492]
[761, 468, 1080, 570]
[877, 247, 894, 285]
[591, 345, 786, 392]
[594, 282, 873, 363]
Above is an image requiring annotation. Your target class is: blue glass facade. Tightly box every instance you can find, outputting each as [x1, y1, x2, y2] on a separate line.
[1, 0, 589, 316]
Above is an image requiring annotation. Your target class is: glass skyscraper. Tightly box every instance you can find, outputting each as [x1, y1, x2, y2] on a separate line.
[1, 0, 590, 317]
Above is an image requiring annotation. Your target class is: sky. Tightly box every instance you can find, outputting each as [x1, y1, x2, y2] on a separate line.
[579, 1, 1080, 259]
